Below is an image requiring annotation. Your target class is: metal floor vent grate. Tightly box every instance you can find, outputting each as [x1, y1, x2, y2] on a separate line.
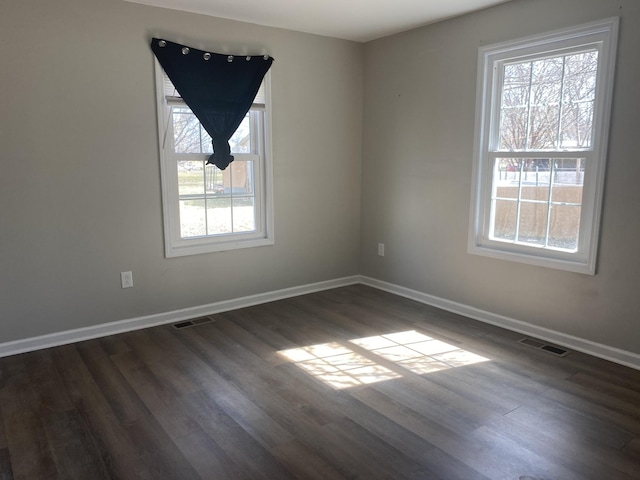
[173, 316, 215, 330]
[519, 337, 569, 357]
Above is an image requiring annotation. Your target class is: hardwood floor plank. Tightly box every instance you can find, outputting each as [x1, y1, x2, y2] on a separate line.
[507, 393, 635, 449]
[486, 407, 640, 479]
[625, 436, 640, 457]
[0, 356, 57, 479]
[201, 384, 295, 449]
[122, 415, 201, 480]
[109, 350, 202, 440]
[182, 389, 296, 480]
[123, 330, 201, 396]
[0, 448, 13, 480]
[51, 345, 191, 480]
[0, 285, 638, 479]
[174, 429, 251, 480]
[3, 407, 56, 480]
[466, 425, 585, 480]
[41, 409, 109, 480]
[373, 376, 499, 436]
[23, 350, 74, 415]
[270, 439, 349, 480]
[75, 340, 149, 425]
[320, 417, 427, 480]
[565, 370, 640, 416]
[423, 362, 548, 415]
[543, 381, 640, 438]
[348, 386, 476, 466]
[274, 359, 469, 479]
[213, 310, 290, 365]
[179, 326, 407, 477]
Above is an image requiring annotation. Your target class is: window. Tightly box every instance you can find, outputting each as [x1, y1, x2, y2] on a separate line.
[155, 62, 273, 257]
[468, 18, 618, 274]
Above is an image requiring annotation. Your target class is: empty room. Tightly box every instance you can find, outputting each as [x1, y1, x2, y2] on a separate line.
[1, 0, 639, 478]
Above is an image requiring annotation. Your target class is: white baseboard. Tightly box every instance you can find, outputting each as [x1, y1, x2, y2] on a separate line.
[2, 274, 639, 371]
[0, 276, 360, 358]
[360, 276, 640, 371]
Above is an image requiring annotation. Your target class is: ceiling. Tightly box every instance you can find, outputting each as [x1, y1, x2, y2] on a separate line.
[125, 0, 513, 42]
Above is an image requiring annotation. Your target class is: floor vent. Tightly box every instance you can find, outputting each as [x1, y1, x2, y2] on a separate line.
[173, 316, 215, 329]
[519, 337, 569, 357]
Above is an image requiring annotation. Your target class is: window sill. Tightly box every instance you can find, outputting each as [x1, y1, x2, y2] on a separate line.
[165, 235, 274, 258]
[468, 241, 595, 275]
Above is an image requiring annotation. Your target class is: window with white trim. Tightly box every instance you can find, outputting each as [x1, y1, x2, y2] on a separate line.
[468, 18, 618, 274]
[155, 62, 273, 257]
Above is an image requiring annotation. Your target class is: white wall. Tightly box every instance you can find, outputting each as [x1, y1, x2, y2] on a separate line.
[0, 0, 363, 342]
[360, 0, 640, 355]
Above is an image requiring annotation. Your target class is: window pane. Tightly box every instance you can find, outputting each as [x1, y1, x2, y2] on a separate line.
[206, 198, 232, 235]
[498, 51, 598, 152]
[230, 115, 251, 153]
[180, 199, 206, 238]
[521, 160, 550, 201]
[173, 109, 252, 155]
[499, 107, 528, 151]
[564, 52, 598, 102]
[528, 159, 552, 199]
[205, 164, 224, 195]
[225, 160, 254, 194]
[232, 198, 256, 232]
[528, 57, 563, 149]
[528, 104, 559, 149]
[531, 58, 563, 104]
[500, 63, 531, 150]
[503, 63, 531, 108]
[494, 158, 521, 196]
[178, 160, 204, 195]
[551, 158, 584, 202]
[517, 202, 548, 246]
[550, 158, 583, 250]
[173, 107, 204, 153]
[548, 205, 580, 250]
[561, 102, 595, 149]
[561, 51, 597, 149]
[495, 183, 518, 200]
[492, 199, 517, 241]
[521, 184, 549, 202]
[200, 130, 213, 154]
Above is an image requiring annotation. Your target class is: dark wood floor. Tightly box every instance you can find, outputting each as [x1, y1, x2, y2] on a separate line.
[0, 284, 639, 479]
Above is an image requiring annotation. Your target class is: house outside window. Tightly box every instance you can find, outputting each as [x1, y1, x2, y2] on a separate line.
[468, 18, 618, 274]
[155, 63, 273, 257]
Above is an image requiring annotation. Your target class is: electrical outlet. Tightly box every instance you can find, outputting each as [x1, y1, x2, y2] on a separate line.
[378, 243, 385, 256]
[121, 271, 133, 289]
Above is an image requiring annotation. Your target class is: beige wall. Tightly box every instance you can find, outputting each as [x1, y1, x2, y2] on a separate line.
[360, 0, 640, 354]
[0, 0, 363, 341]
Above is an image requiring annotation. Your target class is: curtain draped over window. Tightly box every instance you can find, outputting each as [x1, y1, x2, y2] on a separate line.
[151, 38, 273, 170]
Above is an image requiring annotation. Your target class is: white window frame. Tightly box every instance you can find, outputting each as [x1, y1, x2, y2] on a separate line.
[468, 18, 618, 274]
[154, 60, 274, 257]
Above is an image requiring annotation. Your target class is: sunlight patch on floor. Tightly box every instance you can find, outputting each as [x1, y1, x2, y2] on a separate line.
[351, 330, 489, 373]
[278, 331, 489, 389]
[278, 342, 401, 389]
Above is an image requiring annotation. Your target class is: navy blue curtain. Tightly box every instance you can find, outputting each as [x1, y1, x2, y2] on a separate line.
[151, 38, 273, 170]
